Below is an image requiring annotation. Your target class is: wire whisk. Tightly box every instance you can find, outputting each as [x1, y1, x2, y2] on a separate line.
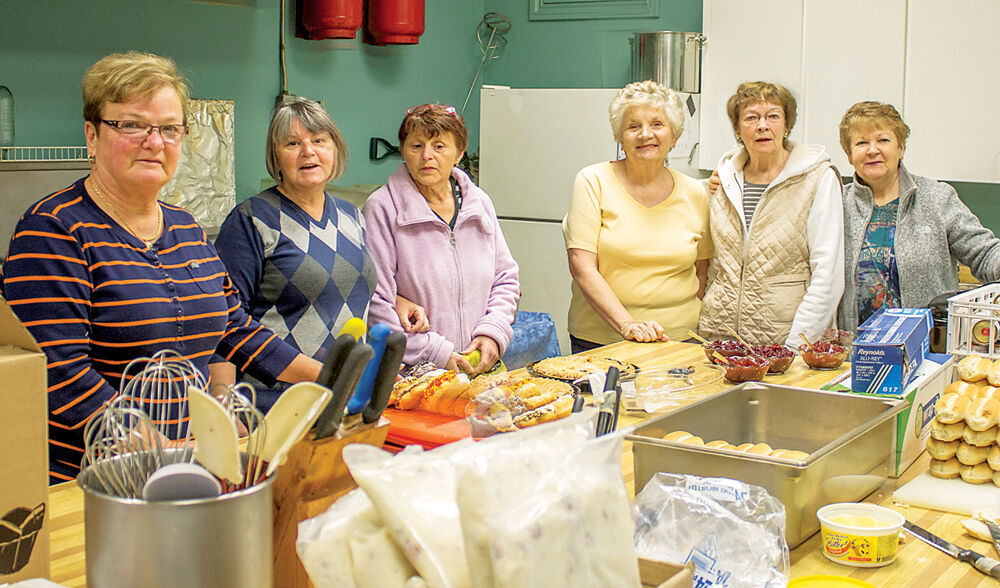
[81, 396, 166, 498]
[461, 12, 512, 115]
[219, 383, 267, 490]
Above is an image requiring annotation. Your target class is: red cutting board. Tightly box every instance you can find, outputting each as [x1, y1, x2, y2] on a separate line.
[382, 408, 472, 450]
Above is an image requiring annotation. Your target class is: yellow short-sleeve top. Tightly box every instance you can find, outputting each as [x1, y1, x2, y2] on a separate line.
[562, 161, 713, 345]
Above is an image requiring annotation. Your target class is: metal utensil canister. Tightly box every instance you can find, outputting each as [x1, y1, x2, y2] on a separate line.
[78, 448, 274, 588]
[630, 31, 705, 93]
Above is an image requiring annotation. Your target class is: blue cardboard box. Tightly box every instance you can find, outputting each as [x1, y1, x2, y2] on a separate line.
[851, 308, 932, 395]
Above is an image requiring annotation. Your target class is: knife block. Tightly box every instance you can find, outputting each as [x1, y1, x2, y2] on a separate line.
[271, 419, 389, 588]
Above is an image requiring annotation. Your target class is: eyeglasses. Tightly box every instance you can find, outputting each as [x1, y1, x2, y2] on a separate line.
[740, 112, 784, 127]
[405, 104, 459, 119]
[101, 119, 188, 143]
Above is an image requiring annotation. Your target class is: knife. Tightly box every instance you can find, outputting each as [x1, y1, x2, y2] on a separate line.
[982, 518, 1000, 557]
[347, 323, 392, 415]
[317, 334, 356, 390]
[313, 343, 374, 439]
[595, 366, 620, 436]
[904, 520, 1000, 578]
[362, 332, 406, 424]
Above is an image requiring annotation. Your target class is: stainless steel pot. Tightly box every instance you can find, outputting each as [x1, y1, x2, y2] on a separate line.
[630, 31, 706, 93]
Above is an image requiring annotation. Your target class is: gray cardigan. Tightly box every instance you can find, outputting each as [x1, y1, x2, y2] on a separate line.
[839, 163, 1000, 331]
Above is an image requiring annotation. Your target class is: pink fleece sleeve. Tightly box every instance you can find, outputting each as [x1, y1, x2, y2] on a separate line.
[363, 191, 455, 367]
[471, 199, 520, 355]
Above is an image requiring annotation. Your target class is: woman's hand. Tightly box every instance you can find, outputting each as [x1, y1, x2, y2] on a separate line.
[445, 352, 473, 374]
[462, 336, 501, 376]
[395, 295, 429, 333]
[708, 169, 721, 194]
[620, 320, 670, 343]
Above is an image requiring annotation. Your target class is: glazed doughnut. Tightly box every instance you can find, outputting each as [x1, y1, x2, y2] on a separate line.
[746, 443, 773, 455]
[961, 462, 994, 484]
[930, 418, 966, 441]
[957, 441, 989, 465]
[989, 445, 1000, 471]
[959, 355, 992, 382]
[945, 380, 985, 397]
[964, 425, 999, 447]
[989, 359, 1000, 387]
[935, 393, 971, 424]
[965, 397, 1000, 431]
[929, 457, 961, 479]
[926, 437, 960, 460]
[663, 431, 704, 445]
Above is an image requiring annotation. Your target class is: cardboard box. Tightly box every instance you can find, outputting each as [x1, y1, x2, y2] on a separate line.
[851, 308, 932, 395]
[826, 353, 952, 477]
[0, 297, 49, 582]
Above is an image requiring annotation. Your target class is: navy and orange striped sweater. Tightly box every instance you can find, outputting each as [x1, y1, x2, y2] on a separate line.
[0, 178, 299, 483]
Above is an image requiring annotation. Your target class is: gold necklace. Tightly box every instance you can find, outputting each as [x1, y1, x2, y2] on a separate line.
[89, 178, 162, 247]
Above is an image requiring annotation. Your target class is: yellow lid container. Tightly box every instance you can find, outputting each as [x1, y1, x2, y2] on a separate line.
[817, 503, 904, 567]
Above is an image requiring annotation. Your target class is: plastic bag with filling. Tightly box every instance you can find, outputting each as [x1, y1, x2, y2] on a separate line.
[633, 473, 789, 588]
[296, 487, 419, 588]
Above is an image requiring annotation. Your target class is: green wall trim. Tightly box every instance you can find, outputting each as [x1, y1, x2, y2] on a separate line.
[529, 0, 659, 21]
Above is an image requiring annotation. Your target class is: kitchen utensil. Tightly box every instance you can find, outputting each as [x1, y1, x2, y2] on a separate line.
[347, 323, 391, 415]
[337, 317, 368, 341]
[368, 137, 400, 161]
[222, 383, 268, 488]
[362, 331, 406, 424]
[685, 330, 711, 345]
[317, 333, 356, 389]
[81, 397, 166, 499]
[630, 31, 705, 93]
[141, 462, 222, 501]
[313, 343, 374, 439]
[571, 394, 585, 413]
[595, 366, 620, 436]
[187, 386, 241, 484]
[983, 518, 1000, 556]
[903, 520, 1000, 578]
[799, 333, 813, 349]
[252, 382, 332, 477]
[724, 325, 751, 348]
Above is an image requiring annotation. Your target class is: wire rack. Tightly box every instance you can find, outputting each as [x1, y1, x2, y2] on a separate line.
[0, 146, 88, 162]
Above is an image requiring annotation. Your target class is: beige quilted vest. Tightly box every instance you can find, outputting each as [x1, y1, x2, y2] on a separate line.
[698, 162, 831, 345]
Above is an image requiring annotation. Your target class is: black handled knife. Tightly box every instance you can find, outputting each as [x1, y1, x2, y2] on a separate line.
[362, 332, 406, 424]
[904, 520, 1000, 578]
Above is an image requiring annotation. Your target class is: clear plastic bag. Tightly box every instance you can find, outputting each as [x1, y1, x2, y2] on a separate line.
[633, 473, 789, 588]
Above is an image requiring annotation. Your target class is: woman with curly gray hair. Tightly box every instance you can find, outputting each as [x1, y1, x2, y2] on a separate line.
[563, 80, 713, 353]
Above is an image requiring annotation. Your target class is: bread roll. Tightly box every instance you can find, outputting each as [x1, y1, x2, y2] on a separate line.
[959, 355, 992, 382]
[966, 397, 1000, 431]
[930, 457, 961, 479]
[735, 443, 754, 452]
[945, 380, 985, 396]
[746, 443, 773, 455]
[964, 425, 999, 447]
[770, 449, 810, 461]
[973, 386, 1000, 400]
[957, 441, 989, 465]
[930, 418, 965, 441]
[663, 431, 704, 445]
[962, 462, 994, 484]
[989, 359, 1000, 387]
[926, 437, 960, 460]
[705, 440, 730, 448]
[988, 445, 1000, 471]
[994, 469, 1000, 488]
[936, 393, 971, 424]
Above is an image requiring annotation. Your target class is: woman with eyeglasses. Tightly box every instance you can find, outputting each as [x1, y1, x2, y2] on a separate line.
[0, 52, 323, 482]
[698, 81, 844, 346]
[363, 104, 519, 375]
[211, 98, 391, 411]
[564, 80, 713, 353]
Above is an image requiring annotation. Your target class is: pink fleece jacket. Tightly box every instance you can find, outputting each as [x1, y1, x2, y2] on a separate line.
[363, 163, 520, 367]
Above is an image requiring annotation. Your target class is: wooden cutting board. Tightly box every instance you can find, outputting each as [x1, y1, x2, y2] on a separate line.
[893, 471, 1000, 516]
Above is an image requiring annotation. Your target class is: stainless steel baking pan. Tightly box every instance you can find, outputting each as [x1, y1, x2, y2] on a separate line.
[626, 382, 907, 547]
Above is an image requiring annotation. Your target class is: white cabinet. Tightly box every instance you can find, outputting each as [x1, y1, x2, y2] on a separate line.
[701, 0, 997, 182]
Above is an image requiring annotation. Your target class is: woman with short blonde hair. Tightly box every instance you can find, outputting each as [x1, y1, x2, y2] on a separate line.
[563, 80, 712, 352]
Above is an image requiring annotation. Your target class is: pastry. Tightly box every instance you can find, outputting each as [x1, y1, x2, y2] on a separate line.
[935, 393, 971, 424]
[965, 397, 1000, 431]
[988, 445, 1000, 471]
[663, 430, 704, 445]
[929, 457, 961, 479]
[961, 462, 994, 484]
[530, 355, 638, 381]
[989, 359, 1000, 387]
[957, 441, 988, 465]
[963, 425, 998, 447]
[926, 437, 960, 460]
[958, 355, 992, 383]
[929, 417, 965, 441]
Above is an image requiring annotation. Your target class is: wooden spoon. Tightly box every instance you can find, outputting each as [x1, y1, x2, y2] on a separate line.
[711, 351, 731, 365]
[799, 333, 813, 350]
[687, 330, 711, 345]
[724, 326, 751, 348]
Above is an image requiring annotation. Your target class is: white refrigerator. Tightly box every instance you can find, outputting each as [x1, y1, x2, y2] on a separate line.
[479, 87, 704, 353]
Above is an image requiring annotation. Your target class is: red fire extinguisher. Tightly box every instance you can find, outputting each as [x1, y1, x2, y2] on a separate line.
[364, 0, 424, 45]
[302, 0, 363, 40]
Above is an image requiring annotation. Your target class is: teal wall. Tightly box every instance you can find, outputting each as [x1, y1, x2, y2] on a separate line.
[1, 0, 484, 199]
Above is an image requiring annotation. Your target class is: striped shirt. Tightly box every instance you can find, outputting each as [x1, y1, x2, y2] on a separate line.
[0, 178, 299, 482]
[742, 180, 768, 230]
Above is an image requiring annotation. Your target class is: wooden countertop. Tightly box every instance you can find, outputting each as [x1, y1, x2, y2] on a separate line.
[46, 341, 999, 587]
